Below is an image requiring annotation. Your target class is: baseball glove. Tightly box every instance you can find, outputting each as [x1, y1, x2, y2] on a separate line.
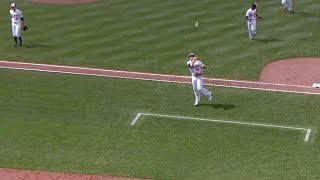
[23, 26, 28, 31]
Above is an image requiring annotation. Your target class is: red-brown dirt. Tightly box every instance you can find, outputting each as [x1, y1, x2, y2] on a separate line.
[259, 58, 320, 86]
[0, 168, 147, 180]
[32, 0, 96, 4]
[1, 60, 320, 95]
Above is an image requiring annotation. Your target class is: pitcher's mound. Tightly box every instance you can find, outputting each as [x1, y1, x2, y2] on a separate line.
[32, 0, 96, 4]
[259, 58, 320, 86]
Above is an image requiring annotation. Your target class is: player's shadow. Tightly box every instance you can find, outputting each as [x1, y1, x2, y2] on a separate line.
[255, 38, 282, 43]
[202, 103, 237, 110]
[293, 11, 313, 17]
[24, 44, 51, 48]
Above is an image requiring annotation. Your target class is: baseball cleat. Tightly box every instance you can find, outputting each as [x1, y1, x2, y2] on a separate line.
[194, 101, 199, 106]
[13, 44, 18, 47]
[209, 94, 213, 101]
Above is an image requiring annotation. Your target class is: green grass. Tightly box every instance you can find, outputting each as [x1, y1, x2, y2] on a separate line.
[1, 69, 320, 179]
[0, 0, 318, 80]
[0, 0, 320, 179]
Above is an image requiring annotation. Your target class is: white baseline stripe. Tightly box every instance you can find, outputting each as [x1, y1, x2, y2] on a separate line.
[1, 65, 320, 96]
[207, 83, 320, 96]
[0, 60, 314, 88]
[131, 113, 142, 126]
[0, 66, 192, 84]
[131, 113, 311, 142]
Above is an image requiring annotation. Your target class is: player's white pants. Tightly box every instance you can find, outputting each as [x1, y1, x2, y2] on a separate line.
[191, 75, 211, 102]
[12, 22, 22, 37]
[247, 20, 256, 39]
[282, 0, 292, 11]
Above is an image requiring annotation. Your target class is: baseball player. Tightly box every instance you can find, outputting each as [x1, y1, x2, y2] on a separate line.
[245, 3, 262, 40]
[187, 53, 213, 106]
[282, 0, 293, 13]
[10, 2, 25, 47]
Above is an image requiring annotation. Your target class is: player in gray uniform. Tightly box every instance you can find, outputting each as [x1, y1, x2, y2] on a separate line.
[10, 3, 25, 47]
[187, 53, 213, 106]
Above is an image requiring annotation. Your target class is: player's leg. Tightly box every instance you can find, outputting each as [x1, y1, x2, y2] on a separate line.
[192, 76, 200, 105]
[16, 23, 22, 46]
[197, 76, 212, 100]
[287, 0, 292, 13]
[12, 23, 18, 47]
[247, 21, 253, 39]
[282, 0, 288, 11]
[251, 20, 257, 38]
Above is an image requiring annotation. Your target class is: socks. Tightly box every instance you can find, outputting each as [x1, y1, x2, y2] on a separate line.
[19, 37, 22, 45]
[13, 37, 23, 46]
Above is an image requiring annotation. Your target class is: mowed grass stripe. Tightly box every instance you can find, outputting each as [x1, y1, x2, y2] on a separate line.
[0, 0, 318, 80]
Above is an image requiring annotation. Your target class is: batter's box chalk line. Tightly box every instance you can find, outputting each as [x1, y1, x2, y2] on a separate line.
[131, 112, 311, 142]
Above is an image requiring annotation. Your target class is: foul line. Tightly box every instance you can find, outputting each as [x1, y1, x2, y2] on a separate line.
[1, 60, 320, 95]
[131, 113, 311, 142]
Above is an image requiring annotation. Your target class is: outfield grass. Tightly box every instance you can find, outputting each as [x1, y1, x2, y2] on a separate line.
[0, 0, 318, 80]
[1, 0, 320, 179]
[1, 69, 320, 179]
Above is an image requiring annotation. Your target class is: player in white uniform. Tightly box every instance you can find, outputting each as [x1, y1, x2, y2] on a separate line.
[245, 3, 262, 40]
[187, 53, 212, 106]
[282, 0, 293, 13]
[10, 3, 25, 47]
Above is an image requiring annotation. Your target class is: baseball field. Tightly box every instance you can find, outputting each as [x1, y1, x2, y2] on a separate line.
[0, 0, 320, 179]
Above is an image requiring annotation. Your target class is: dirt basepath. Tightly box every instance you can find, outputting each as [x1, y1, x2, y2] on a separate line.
[0, 168, 146, 180]
[1, 60, 320, 95]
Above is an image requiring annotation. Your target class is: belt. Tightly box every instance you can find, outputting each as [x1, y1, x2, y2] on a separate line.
[193, 74, 202, 76]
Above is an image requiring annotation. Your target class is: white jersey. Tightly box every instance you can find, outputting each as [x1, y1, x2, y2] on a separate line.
[187, 60, 205, 76]
[282, 0, 291, 4]
[246, 8, 256, 21]
[10, 9, 23, 23]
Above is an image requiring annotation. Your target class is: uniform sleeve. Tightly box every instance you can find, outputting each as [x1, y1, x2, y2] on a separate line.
[199, 61, 205, 68]
[19, 10, 23, 18]
[187, 61, 191, 67]
[245, 9, 250, 17]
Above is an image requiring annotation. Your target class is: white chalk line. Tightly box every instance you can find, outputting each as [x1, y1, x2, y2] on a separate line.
[1, 65, 320, 96]
[0, 60, 312, 88]
[1, 60, 320, 95]
[131, 113, 311, 142]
